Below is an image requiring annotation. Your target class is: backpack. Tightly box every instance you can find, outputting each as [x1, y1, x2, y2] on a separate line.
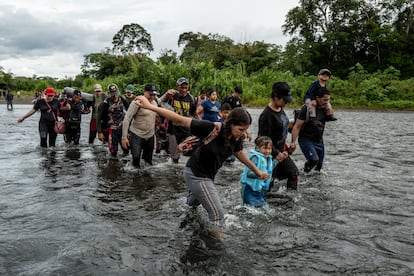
[288, 105, 306, 133]
[177, 123, 221, 156]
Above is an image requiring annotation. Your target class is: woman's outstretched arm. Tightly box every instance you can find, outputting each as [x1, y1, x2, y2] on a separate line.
[135, 95, 192, 129]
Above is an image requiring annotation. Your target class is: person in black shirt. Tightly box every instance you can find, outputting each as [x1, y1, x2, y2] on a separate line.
[258, 82, 299, 191]
[18, 87, 61, 148]
[290, 87, 331, 172]
[222, 86, 243, 109]
[134, 95, 269, 240]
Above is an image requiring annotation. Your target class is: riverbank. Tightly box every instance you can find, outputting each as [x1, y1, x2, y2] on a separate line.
[0, 96, 34, 105]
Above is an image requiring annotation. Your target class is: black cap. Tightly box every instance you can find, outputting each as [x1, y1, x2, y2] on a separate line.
[73, 90, 81, 96]
[144, 83, 159, 95]
[271, 81, 293, 103]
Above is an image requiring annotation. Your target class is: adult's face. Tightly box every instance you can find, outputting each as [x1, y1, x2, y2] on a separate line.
[231, 124, 250, 140]
[177, 84, 189, 96]
[45, 94, 55, 102]
[316, 94, 331, 107]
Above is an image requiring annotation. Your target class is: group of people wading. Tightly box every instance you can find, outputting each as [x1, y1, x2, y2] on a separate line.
[18, 70, 336, 240]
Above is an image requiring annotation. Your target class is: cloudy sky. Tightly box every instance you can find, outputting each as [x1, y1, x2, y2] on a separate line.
[0, 0, 299, 79]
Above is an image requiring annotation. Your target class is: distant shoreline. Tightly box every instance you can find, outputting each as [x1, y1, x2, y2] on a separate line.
[0, 96, 35, 104]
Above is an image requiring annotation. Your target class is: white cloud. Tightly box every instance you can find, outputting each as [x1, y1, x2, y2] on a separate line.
[0, 0, 299, 78]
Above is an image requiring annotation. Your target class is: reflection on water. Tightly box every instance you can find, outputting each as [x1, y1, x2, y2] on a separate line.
[0, 105, 414, 275]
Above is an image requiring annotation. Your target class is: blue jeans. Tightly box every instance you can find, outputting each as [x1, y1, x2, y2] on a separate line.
[241, 184, 267, 207]
[298, 137, 325, 171]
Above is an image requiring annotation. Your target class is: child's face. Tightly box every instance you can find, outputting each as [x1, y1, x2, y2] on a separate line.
[220, 110, 231, 120]
[258, 143, 272, 157]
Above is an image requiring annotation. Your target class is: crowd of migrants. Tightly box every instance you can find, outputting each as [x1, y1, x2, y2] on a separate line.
[17, 70, 336, 240]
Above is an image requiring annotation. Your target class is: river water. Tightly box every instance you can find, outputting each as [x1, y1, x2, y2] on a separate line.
[1, 104, 413, 275]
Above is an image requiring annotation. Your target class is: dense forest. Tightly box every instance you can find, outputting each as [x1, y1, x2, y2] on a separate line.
[1, 0, 413, 109]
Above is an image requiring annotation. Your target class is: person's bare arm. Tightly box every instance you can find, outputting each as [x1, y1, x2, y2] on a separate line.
[135, 95, 192, 129]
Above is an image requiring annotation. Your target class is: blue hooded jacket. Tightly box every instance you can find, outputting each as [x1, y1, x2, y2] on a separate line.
[240, 149, 275, 191]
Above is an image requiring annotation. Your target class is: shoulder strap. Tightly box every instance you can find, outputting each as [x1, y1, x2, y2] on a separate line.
[45, 101, 57, 121]
[202, 123, 222, 145]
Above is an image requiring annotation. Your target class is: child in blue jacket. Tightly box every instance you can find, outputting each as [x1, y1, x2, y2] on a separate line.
[240, 136, 277, 207]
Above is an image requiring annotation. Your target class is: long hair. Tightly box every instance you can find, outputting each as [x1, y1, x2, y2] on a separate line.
[222, 107, 252, 147]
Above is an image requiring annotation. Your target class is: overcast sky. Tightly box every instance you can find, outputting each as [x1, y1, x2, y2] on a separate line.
[0, 0, 299, 79]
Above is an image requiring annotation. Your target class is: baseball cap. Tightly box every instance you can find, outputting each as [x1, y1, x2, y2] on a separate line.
[318, 68, 332, 76]
[176, 77, 189, 85]
[45, 87, 56, 96]
[93, 84, 103, 92]
[125, 84, 134, 93]
[73, 90, 81, 96]
[271, 81, 293, 103]
[108, 83, 119, 96]
[144, 83, 159, 95]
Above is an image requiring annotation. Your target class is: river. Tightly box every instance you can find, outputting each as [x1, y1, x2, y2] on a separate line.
[1, 104, 413, 275]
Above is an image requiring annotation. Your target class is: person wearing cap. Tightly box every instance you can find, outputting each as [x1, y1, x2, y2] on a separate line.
[222, 86, 243, 109]
[159, 77, 198, 163]
[97, 83, 129, 158]
[123, 84, 135, 108]
[291, 87, 333, 173]
[258, 81, 300, 191]
[18, 87, 62, 148]
[121, 83, 159, 167]
[59, 90, 89, 145]
[86, 83, 108, 144]
[304, 69, 337, 121]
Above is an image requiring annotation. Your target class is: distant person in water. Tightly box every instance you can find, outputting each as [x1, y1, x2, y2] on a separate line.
[6, 90, 13, 111]
[134, 95, 270, 240]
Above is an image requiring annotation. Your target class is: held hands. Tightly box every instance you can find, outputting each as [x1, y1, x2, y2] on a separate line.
[276, 151, 289, 162]
[256, 171, 270, 180]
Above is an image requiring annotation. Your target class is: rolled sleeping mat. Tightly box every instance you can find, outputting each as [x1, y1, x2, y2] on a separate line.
[63, 87, 94, 102]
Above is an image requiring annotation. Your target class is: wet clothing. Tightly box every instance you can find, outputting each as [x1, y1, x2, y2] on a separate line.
[240, 149, 275, 207]
[187, 120, 241, 180]
[201, 100, 221, 122]
[184, 119, 244, 226]
[122, 99, 157, 166]
[297, 104, 328, 171]
[33, 98, 60, 147]
[97, 96, 128, 156]
[65, 100, 85, 145]
[258, 105, 299, 189]
[222, 95, 242, 109]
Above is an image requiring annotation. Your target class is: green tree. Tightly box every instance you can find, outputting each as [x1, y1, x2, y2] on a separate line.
[112, 23, 154, 55]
